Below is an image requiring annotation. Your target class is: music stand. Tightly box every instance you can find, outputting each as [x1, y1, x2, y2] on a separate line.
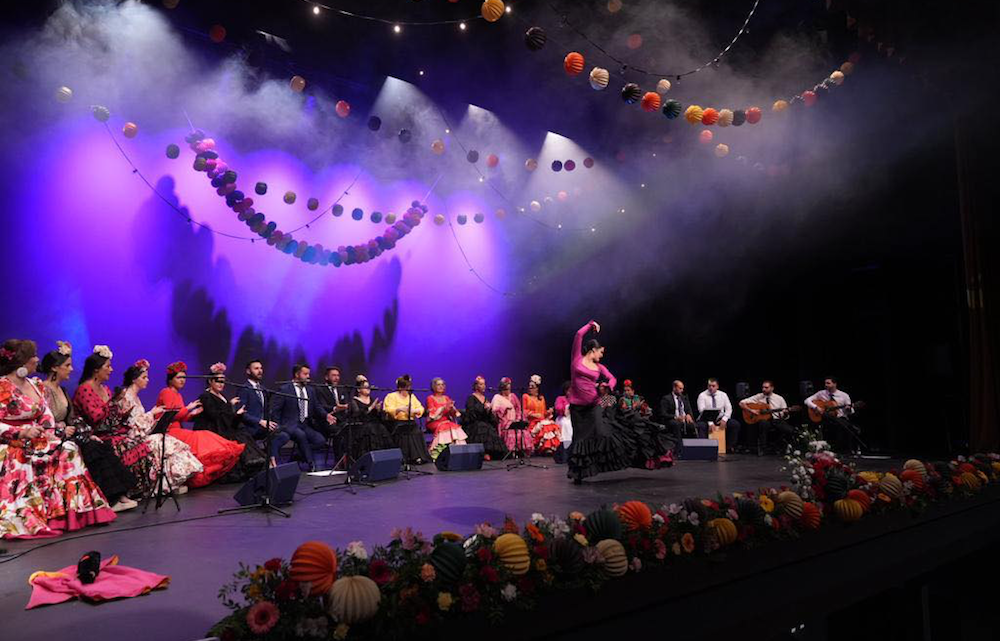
[142, 409, 179, 513]
[502, 420, 548, 471]
[313, 420, 377, 495]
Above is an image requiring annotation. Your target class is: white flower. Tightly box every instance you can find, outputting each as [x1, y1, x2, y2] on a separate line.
[652, 513, 665, 525]
[668, 503, 682, 515]
[794, 450, 801, 457]
[56, 341, 72, 356]
[93, 345, 113, 359]
[727, 509, 739, 521]
[463, 535, 478, 549]
[500, 583, 518, 602]
[346, 540, 368, 560]
[553, 518, 571, 535]
[531, 512, 546, 524]
[630, 558, 642, 572]
[763, 514, 773, 526]
[687, 512, 700, 526]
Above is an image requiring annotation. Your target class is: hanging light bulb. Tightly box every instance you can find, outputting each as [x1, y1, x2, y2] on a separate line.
[393, 24, 402, 34]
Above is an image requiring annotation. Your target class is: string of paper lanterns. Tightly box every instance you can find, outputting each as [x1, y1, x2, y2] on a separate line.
[298, 0, 509, 28]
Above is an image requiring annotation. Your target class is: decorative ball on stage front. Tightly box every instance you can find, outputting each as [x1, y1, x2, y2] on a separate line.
[525, 158, 538, 171]
[564, 159, 576, 171]
[699, 130, 713, 144]
[467, 150, 480, 163]
[122, 122, 139, 138]
[398, 129, 412, 143]
[367, 115, 382, 131]
[457, 214, 467, 225]
[701, 107, 719, 125]
[557, 190, 568, 201]
[589, 67, 610, 90]
[714, 143, 729, 158]
[524, 26, 547, 51]
[656, 78, 672, 94]
[620, 83, 641, 104]
[585, 508, 622, 542]
[900, 468, 925, 492]
[55, 86, 73, 103]
[327, 576, 381, 624]
[834, 498, 863, 522]
[352, 208, 364, 221]
[474, 212, 485, 223]
[800, 502, 821, 529]
[165, 144, 180, 159]
[830, 70, 845, 85]
[879, 473, 903, 499]
[255, 182, 267, 195]
[550, 537, 585, 575]
[685, 105, 704, 124]
[596, 539, 628, 577]
[564, 52, 585, 76]
[307, 197, 319, 211]
[717, 109, 734, 127]
[617, 501, 652, 531]
[481, 0, 505, 22]
[776, 491, 803, 519]
[745, 106, 762, 124]
[290, 75, 306, 93]
[847, 489, 872, 512]
[209, 24, 226, 43]
[551, 160, 563, 172]
[662, 99, 682, 119]
[903, 459, 928, 480]
[431, 139, 445, 155]
[430, 542, 466, 587]
[529, 200, 542, 212]
[433, 213, 445, 225]
[710, 518, 737, 546]
[801, 90, 817, 107]
[772, 100, 789, 113]
[290, 541, 338, 596]
[583, 157, 595, 168]
[640, 91, 661, 113]
[283, 191, 296, 204]
[486, 153, 499, 168]
[732, 109, 747, 126]
[494, 533, 531, 575]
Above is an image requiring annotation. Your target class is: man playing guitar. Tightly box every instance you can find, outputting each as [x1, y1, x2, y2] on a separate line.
[804, 376, 863, 453]
[739, 380, 798, 455]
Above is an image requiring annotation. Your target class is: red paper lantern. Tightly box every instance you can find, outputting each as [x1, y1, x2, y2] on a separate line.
[564, 52, 585, 76]
[486, 153, 499, 168]
[335, 100, 351, 118]
[701, 108, 719, 125]
[209, 25, 226, 43]
[699, 130, 714, 144]
[640, 92, 661, 113]
[745, 107, 762, 124]
[802, 90, 817, 107]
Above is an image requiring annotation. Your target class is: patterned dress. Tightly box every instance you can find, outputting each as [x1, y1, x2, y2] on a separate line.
[492, 392, 530, 455]
[74, 383, 155, 496]
[156, 387, 241, 487]
[0, 377, 115, 539]
[425, 394, 468, 460]
[522, 394, 561, 454]
[119, 389, 203, 490]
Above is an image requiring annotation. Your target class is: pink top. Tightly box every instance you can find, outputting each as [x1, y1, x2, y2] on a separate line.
[567, 322, 616, 406]
[554, 396, 569, 418]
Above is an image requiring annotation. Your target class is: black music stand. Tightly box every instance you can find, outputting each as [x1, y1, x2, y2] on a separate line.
[502, 420, 548, 471]
[314, 421, 377, 495]
[142, 410, 179, 513]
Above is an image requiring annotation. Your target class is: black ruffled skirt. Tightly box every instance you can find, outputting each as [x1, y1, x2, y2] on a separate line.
[217, 428, 267, 483]
[388, 421, 430, 464]
[78, 438, 138, 503]
[340, 420, 395, 460]
[567, 404, 674, 480]
[463, 419, 508, 458]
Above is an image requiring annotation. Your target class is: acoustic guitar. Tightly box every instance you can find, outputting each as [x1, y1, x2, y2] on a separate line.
[807, 399, 866, 423]
[741, 403, 802, 425]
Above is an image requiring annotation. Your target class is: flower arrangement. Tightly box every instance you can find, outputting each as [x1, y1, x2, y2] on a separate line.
[93, 345, 113, 359]
[56, 341, 72, 356]
[211, 453, 999, 640]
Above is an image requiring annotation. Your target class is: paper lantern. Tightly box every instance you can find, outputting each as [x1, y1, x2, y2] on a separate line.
[385, 213, 397, 224]
[551, 160, 563, 172]
[879, 473, 902, 499]
[163, 0, 180, 8]
[640, 92, 661, 113]
[486, 153, 499, 168]
[662, 99, 682, 119]
[557, 190, 568, 201]
[627, 34, 642, 50]
[584, 508, 622, 542]
[456, 214, 467, 225]
[283, 191, 297, 205]
[960, 472, 981, 491]
[494, 533, 530, 576]
[776, 491, 803, 519]
[656, 78, 671, 94]
[900, 469, 925, 492]
[327, 576, 380, 624]
[847, 489, 871, 512]
[525, 158, 538, 171]
[165, 144, 180, 159]
[564, 159, 576, 171]
[699, 130, 714, 144]
[745, 107, 762, 124]
[825, 470, 851, 501]
[736, 497, 766, 526]
[714, 143, 730, 158]
[617, 501, 652, 531]
[684, 105, 704, 124]
[802, 90, 817, 107]
[583, 157, 595, 168]
[589, 67, 610, 90]
[482, 0, 505, 22]
[549, 537, 585, 575]
[398, 129, 412, 143]
[209, 24, 226, 43]
[716, 109, 734, 127]
[433, 214, 446, 225]
[303, 197, 318, 212]
[524, 27, 547, 51]
[193, 157, 207, 171]
[294, 242, 308, 258]
[290, 75, 306, 93]
[621, 83, 642, 104]
[495, 208, 507, 219]
[857, 471, 880, 485]
[607, 0, 623, 12]
[431, 139, 445, 155]
[834, 498, 863, 523]
[731, 109, 746, 126]
[840, 61, 855, 75]
[55, 86, 73, 103]
[335, 100, 351, 118]
[467, 150, 480, 163]
[118, 123, 139, 140]
[92, 105, 111, 122]
[529, 200, 542, 212]
[367, 115, 382, 131]
[290, 541, 338, 596]
[772, 100, 789, 112]
[351, 208, 364, 221]
[564, 52, 585, 76]
[474, 212, 485, 223]
[903, 460, 927, 480]
[800, 502, 821, 529]
[596, 539, 628, 577]
[830, 70, 845, 85]
[430, 542, 466, 587]
[701, 108, 719, 125]
[709, 518, 737, 546]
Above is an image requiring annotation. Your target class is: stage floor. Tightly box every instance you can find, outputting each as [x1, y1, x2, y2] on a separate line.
[0, 455, 893, 641]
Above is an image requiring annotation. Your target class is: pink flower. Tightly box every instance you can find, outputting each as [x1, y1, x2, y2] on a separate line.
[420, 563, 436, 582]
[630, 558, 642, 572]
[654, 539, 667, 560]
[475, 523, 498, 538]
[369, 560, 393, 586]
[246, 601, 280, 634]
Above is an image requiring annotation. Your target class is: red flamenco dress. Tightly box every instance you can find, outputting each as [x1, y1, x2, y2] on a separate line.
[154, 387, 242, 488]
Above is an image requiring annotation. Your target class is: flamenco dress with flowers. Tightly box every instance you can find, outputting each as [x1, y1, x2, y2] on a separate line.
[0, 378, 115, 539]
[493, 392, 531, 455]
[118, 389, 203, 489]
[522, 394, 561, 454]
[425, 394, 468, 460]
[155, 386, 242, 487]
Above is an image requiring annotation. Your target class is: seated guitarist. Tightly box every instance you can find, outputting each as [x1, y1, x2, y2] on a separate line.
[739, 380, 797, 455]
[805, 376, 859, 452]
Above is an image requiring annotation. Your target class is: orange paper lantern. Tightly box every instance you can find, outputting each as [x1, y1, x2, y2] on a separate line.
[701, 108, 719, 125]
[290, 541, 338, 596]
[846, 489, 871, 512]
[564, 52, 585, 76]
[900, 468, 925, 492]
[617, 501, 652, 531]
[800, 502, 821, 529]
[481, 0, 505, 22]
[640, 92, 661, 113]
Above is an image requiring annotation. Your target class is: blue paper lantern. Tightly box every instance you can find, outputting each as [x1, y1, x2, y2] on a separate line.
[332, 204, 344, 217]
[165, 144, 180, 159]
[551, 160, 563, 172]
[457, 214, 468, 225]
[255, 182, 267, 195]
[474, 212, 485, 223]
[352, 208, 364, 221]
[370, 211, 383, 223]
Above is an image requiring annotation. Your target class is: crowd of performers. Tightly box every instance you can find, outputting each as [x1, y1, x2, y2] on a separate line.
[0, 323, 860, 538]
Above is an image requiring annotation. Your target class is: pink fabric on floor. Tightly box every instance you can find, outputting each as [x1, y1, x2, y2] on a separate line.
[26, 555, 170, 609]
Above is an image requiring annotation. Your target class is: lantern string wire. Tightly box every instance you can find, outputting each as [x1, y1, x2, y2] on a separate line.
[301, 0, 499, 26]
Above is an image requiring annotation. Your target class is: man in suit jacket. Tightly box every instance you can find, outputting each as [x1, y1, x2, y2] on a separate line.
[314, 366, 350, 435]
[238, 359, 288, 465]
[660, 380, 707, 441]
[271, 363, 335, 471]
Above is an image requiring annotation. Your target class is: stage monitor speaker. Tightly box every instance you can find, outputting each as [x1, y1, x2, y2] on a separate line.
[435, 443, 485, 471]
[350, 448, 403, 482]
[735, 381, 750, 400]
[233, 462, 301, 506]
[678, 438, 719, 461]
[799, 380, 815, 399]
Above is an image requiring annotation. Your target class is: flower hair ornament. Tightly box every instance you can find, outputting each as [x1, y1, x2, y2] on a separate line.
[623, 379, 633, 388]
[93, 345, 113, 359]
[529, 374, 542, 387]
[209, 362, 227, 376]
[0, 347, 14, 361]
[56, 341, 72, 356]
[134, 359, 151, 371]
[167, 361, 188, 375]
[499, 377, 512, 388]
[355, 374, 369, 385]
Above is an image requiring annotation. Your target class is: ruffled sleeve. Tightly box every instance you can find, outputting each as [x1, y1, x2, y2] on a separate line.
[73, 383, 111, 427]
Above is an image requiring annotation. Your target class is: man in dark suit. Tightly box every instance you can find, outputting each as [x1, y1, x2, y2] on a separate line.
[271, 363, 334, 471]
[238, 359, 287, 466]
[314, 366, 350, 435]
[660, 379, 707, 441]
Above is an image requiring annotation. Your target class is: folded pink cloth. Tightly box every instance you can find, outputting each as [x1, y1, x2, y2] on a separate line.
[26, 555, 170, 609]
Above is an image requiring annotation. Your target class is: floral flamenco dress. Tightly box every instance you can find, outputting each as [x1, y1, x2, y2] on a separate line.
[522, 394, 561, 454]
[120, 389, 202, 490]
[0, 378, 115, 539]
[425, 394, 468, 460]
[155, 387, 242, 488]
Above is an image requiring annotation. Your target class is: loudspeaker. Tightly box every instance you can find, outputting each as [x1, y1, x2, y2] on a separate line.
[350, 448, 403, 482]
[233, 462, 301, 506]
[735, 381, 750, 400]
[799, 380, 815, 399]
[678, 438, 719, 461]
[435, 443, 485, 471]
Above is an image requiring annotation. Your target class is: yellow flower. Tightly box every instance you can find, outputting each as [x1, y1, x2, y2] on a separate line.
[535, 559, 547, 572]
[681, 533, 695, 553]
[333, 623, 350, 640]
[437, 592, 453, 611]
[246, 585, 262, 601]
[573, 533, 589, 547]
[758, 496, 775, 513]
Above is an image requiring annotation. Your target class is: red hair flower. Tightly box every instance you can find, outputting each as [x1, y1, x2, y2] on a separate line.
[166, 361, 187, 375]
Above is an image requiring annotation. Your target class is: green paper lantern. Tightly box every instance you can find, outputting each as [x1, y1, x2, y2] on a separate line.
[430, 542, 466, 587]
[584, 508, 622, 542]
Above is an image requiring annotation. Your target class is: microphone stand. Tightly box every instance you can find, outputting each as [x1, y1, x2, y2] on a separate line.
[399, 390, 432, 479]
[313, 383, 377, 495]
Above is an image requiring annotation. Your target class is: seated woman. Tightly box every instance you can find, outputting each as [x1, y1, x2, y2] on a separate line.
[425, 377, 468, 461]
[155, 361, 243, 488]
[0, 339, 116, 538]
[492, 377, 529, 455]
[618, 379, 652, 418]
[41, 342, 136, 511]
[113, 360, 203, 494]
[193, 363, 265, 482]
[382, 374, 429, 465]
[554, 381, 573, 448]
[343, 376, 394, 460]
[523, 374, 561, 455]
[462, 375, 506, 461]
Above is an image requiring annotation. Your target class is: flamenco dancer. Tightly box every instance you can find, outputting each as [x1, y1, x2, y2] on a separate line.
[566, 321, 674, 484]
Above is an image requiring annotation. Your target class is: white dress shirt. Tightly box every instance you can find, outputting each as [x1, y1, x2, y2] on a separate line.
[697, 389, 733, 422]
[742, 392, 789, 419]
[805, 389, 852, 418]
